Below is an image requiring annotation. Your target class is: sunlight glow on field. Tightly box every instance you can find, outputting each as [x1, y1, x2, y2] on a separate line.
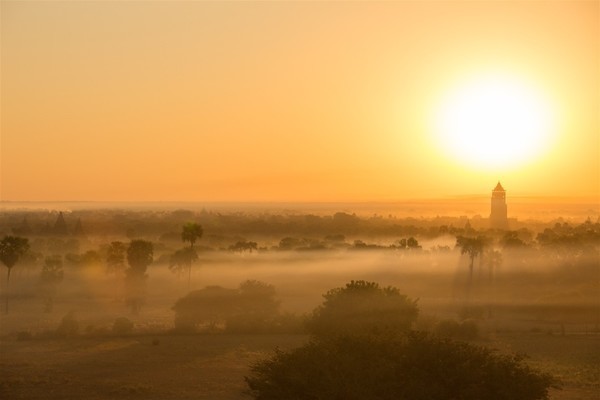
[433, 73, 556, 169]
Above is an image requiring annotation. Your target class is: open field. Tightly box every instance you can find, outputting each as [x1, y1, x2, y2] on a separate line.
[1, 332, 598, 400]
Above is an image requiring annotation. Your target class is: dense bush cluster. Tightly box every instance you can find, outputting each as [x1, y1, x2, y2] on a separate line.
[307, 280, 418, 337]
[246, 332, 555, 400]
[172, 280, 295, 333]
[246, 280, 555, 400]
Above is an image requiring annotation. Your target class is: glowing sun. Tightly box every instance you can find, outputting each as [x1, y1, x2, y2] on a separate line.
[433, 73, 556, 169]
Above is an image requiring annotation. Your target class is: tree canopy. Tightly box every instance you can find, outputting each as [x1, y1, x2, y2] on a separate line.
[306, 280, 418, 337]
[246, 332, 555, 400]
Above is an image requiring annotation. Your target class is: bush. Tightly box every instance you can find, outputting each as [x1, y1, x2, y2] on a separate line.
[173, 286, 239, 331]
[112, 317, 134, 335]
[246, 332, 555, 400]
[306, 280, 418, 337]
[172, 280, 281, 333]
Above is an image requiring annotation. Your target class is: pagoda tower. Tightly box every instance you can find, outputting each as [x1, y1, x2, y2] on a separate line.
[490, 182, 508, 229]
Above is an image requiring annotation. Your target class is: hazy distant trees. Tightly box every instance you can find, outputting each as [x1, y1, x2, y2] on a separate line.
[306, 280, 418, 337]
[0, 235, 30, 313]
[125, 240, 153, 314]
[228, 241, 258, 253]
[40, 255, 64, 313]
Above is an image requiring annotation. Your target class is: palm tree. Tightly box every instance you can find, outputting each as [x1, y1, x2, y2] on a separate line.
[483, 249, 502, 317]
[181, 223, 203, 288]
[181, 222, 203, 248]
[455, 235, 486, 298]
[0, 236, 30, 313]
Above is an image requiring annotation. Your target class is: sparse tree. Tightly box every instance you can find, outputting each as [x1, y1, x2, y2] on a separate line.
[0, 235, 30, 313]
[125, 240, 153, 314]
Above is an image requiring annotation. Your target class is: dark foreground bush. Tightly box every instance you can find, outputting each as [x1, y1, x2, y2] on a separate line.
[246, 332, 555, 400]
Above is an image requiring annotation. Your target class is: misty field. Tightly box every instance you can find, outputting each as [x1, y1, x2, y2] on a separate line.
[1, 210, 599, 399]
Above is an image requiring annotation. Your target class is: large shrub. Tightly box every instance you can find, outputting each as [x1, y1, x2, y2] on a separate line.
[306, 280, 418, 337]
[246, 332, 555, 400]
[172, 280, 281, 332]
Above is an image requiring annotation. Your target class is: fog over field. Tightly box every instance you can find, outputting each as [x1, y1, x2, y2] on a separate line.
[0, 205, 598, 399]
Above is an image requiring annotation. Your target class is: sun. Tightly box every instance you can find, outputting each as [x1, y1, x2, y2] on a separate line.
[433, 73, 556, 169]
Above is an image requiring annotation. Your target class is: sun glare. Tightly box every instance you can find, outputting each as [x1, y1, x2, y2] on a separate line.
[433, 74, 556, 169]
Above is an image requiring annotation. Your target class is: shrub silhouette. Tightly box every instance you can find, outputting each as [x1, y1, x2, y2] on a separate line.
[246, 332, 555, 400]
[173, 286, 238, 332]
[306, 280, 418, 337]
[172, 280, 280, 333]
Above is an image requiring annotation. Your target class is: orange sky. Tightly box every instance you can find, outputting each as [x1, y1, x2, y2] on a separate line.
[1, 1, 598, 202]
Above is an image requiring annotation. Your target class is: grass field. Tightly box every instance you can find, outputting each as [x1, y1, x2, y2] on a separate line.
[1, 332, 598, 400]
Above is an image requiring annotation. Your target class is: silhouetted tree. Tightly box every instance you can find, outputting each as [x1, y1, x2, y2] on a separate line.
[306, 280, 418, 338]
[106, 241, 127, 275]
[169, 247, 198, 280]
[182, 222, 203, 248]
[40, 255, 64, 313]
[181, 222, 203, 287]
[125, 240, 153, 314]
[246, 332, 555, 400]
[482, 249, 502, 317]
[0, 235, 30, 313]
[456, 235, 486, 296]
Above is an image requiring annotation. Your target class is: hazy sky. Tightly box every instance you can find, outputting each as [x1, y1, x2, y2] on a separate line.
[1, 1, 598, 202]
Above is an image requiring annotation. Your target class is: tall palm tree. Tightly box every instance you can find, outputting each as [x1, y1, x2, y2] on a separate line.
[181, 223, 203, 248]
[0, 236, 30, 313]
[181, 223, 203, 288]
[455, 235, 486, 298]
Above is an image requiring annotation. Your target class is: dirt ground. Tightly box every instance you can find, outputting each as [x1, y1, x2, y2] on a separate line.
[1, 333, 598, 400]
[0, 334, 306, 400]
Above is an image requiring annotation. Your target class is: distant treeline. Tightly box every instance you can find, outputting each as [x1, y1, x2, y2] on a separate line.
[2, 208, 594, 240]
